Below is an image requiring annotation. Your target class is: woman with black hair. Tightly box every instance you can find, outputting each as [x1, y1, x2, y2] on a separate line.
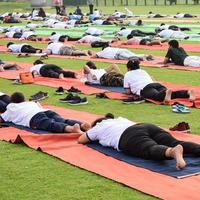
[0, 92, 11, 113]
[124, 59, 195, 102]
[164, 40, 200, 67]
[78, 113, 200, 170]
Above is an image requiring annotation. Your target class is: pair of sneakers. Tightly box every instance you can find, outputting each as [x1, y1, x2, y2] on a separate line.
[169, 122, 191, 133]
[55, 86, 82, 95]
[29, 91, 49, 101]
[122, 94, 145, 104]
[59, 93, 88, 105]
[172, 103, 190, 113]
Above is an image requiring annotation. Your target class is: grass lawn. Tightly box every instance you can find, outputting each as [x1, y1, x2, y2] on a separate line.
[0, 2, 200, 200]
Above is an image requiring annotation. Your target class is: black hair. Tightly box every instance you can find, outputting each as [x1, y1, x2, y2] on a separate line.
[102, 43, 110, 50]
[27, 21, 31, 24]
[7, 42, 14, 48]
[168, 40, 179, 48]
[136, 19, 142, 26]
[48, 42, 53, 45]
[91, 113, 114, 127]
[120, 27, 126, 31]
[11, 92, 25, 103]
[58, 36, 66, 43]
[86, 61, 97, 69]
[33, 60, 44, 65]
[127, 59, 140, 70]
[160, 23, 165, 26]
[149, 11, 153, 14]
[51, 32, 56, 35]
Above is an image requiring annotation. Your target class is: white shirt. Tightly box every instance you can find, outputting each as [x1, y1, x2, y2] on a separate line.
[117, 29, 132, 37]
[112, 11, 122, 18]
[49, 33, 61, 42]
[147, 13, 156, 18]
[158, 24, 170, 31]
[26, 23, 40, 29]
[87, 117, 136, 150]
[8, 43, 26, 53]
[78, 35, 104, 43]
[47, 42, 64, 54]
[21, 31, 35, 39]
[0, 92, 5, 96]
[175, 13, 185, 18]
[52, 22, 67, 29]
[1, 101, 48, 127]
[30, 64, 45, 74]
[5, 31, 15, 38]
[96, 47, 120, 59]
[124, 69, 153, 95]
[85, 27, 104, 36]
[93, 19, 103, 25]
[158, 29, 175, 38]
[85, 69, 106, 84]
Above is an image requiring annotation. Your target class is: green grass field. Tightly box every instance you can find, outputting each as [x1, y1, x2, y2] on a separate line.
[0, 2, 200, 200]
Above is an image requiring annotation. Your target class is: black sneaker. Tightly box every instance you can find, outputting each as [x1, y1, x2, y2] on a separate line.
[68, 96, 88, 105]
[59, 93, 74, 102]
[55, 87, 64, 95]
[29, 91, 49, 101]
[122, 96, 145, 104]
[67, 86, 82, 93]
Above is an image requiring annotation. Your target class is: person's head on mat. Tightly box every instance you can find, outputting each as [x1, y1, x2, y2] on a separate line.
[10, 92, 25, 103]
[51, 32, 56, 36]
[58, 36, 66, 43]
[33, 60, 44, 65]
[86, 61, 97, 69]
[7, 42, 14, 48]
[77, 112, 200, 170]
[126, 59, 140, 71]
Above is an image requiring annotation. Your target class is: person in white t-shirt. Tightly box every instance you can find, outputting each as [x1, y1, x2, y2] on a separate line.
[116, 27, 132, 37]
[125, 7, 133, 17]
[77, 35, 107, 43]
[147, 11, 164, 18]
[83, 61, 123, 86]
[93, 46, 152, 61]
[85, 27, 104, 36]
[5, 31, 22, 38]
[0, 59, 21, 72]
[20, 31, 42, 41]
[0, 92, 90, 133]
[174, 13, 196, 18]
[49, 32, 81, 43]
[124, 59, 195, 102]
[31, 59, 76, 79]
[0, 92, 11, 113]
[78, 113, 200, 170]
[46, 42, 89, 56]
[7, 42, 42, 54]
[26, 21, 41, 29]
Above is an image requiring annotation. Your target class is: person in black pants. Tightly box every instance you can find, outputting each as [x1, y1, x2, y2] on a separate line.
[127, 29, 156, 39]
[123, 59, 195, 102]
[0, 93, 11, 113]
[78, 113, 200, 170]
[87, 0, 94, 14]
[31, 60, 77, 79]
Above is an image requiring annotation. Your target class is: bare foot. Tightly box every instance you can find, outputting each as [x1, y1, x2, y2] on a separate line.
[72, 124, 85, 134]
[188, 90, 195, 101]
[59, 73, 64, 79]
[81, 122, 91, 131]
[164, 89, 172, 103]
[171, 145, 186, 170]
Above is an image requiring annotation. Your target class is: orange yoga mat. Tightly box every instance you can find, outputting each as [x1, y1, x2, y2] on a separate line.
[1, 46, 200, 72]
[1, 105, 200, 200]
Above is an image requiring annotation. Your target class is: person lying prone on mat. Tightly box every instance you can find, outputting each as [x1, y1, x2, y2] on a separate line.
[0, 92, 90, 134]
[0, 59, 22, 71]
[31, 60, 77, 79]
[83, 61, 124, 87]
[124, 59, 195, 102]
[161, 40, 200, 68]
[78, 113, 200, 170]
[0, 92, 11, 113]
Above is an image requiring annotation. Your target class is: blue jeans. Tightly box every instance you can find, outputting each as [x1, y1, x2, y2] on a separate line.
[29, 110, 82, 133]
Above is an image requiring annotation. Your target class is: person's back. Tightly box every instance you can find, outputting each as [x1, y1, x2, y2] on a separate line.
[166, 47, 188, 65]
[124, 69, 153, 95]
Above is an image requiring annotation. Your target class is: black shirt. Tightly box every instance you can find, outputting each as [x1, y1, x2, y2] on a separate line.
[165, 47, 188, 66]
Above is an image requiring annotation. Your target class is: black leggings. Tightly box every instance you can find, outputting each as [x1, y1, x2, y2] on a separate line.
[130, 30, 156, 37]
[140, 83, 189, 102]
[21, 45, 42, 53]
[40, 64, 76, 78]
[119, 123, 200, 160]
[0, 95, 11, 113]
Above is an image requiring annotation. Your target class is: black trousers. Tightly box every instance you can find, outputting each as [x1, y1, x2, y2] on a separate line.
[140, 83, 189, 102]
[89, 4, 94, 14]
[119, 123, 200, 160]
[130, 30, 156, 37]
[0, 95, 11, 113]
[40, 64, 76, 78]
[21, 45, 41, 53]
[55, 6, 61, 15]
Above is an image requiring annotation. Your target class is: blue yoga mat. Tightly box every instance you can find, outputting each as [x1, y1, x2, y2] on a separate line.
[87, 143, 200, 179]
[86, 83, 124, 93]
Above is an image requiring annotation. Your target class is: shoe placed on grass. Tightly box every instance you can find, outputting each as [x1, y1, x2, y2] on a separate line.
[55, 87, 64, 95]
[12, 79, 21, 85]
[67, 96, 88, 105]
[29, 91, 49, 101]
[96, 93, 108, 99]
[67, 86, 82, 94]
[169, 122, 191, 133]
[172, 103, 190, 113]
[59, 93, 74, 103]
[122, 95, 145, 104]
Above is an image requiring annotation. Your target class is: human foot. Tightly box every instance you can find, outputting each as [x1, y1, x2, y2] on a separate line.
[171, 145, 186, 170]
[188, 90, 195, 101]
[164, 89, 172, 103]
